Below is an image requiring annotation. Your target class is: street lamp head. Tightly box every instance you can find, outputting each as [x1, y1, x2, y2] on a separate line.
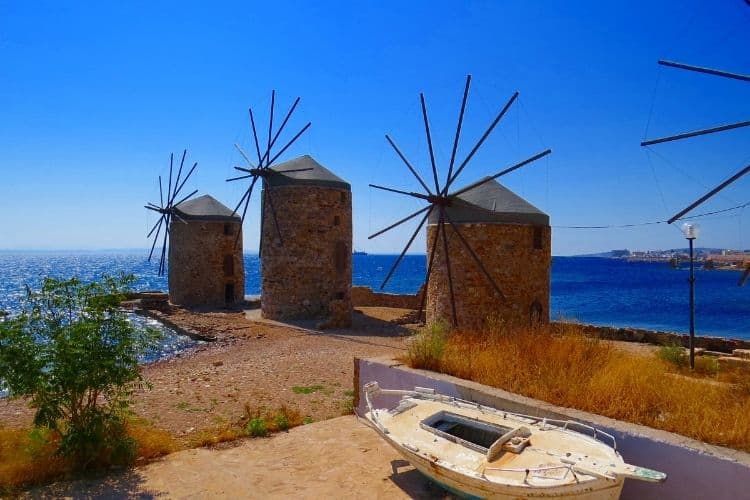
[682, 222, 700, 240]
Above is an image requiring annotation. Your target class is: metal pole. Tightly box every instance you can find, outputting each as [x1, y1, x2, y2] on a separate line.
[688, 238, 696, 370]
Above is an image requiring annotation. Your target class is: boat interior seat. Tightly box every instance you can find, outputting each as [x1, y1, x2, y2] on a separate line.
[486, 426, 531, 462]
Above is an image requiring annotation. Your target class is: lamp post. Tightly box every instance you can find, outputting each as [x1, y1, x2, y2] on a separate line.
[682, 222, 700, 370]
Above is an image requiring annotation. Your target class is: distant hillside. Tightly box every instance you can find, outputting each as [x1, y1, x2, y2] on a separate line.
[574, 248, 735, 258]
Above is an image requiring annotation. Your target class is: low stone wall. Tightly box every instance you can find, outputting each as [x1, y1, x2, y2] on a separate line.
[354, 356, 750, 500]
[560, 322, 750, 352]
[351, 286, 423, 310]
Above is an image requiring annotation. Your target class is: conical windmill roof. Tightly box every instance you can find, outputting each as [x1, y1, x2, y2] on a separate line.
[428, 179, 549, 226]
[267, 155, 350, 190]
[174, 194, 241, 222]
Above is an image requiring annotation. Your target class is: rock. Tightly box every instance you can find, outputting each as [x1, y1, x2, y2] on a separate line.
[733, 349, 750, 360]
[213, 361, 224, 367]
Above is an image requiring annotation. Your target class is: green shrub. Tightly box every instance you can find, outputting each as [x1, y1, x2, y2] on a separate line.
[245, 418, 268, 437]
[407, 320, 450, 371]
[0, 275, 161, 470]
[274, 413, 289, 432]
[657, 344, 688, 369]
[292, 384, 324, 394]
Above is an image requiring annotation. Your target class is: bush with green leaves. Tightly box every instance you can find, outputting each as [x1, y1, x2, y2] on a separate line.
[0, 275, 161, 470]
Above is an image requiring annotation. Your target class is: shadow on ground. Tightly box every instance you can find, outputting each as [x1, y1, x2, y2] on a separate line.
[389, 459, 457, 499]
[24, 469, 164, 500]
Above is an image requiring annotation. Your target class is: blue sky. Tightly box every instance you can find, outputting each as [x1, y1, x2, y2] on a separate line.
[1, 0, 748, 255]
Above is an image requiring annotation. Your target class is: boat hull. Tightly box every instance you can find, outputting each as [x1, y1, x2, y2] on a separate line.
[376, 423, 624, 499]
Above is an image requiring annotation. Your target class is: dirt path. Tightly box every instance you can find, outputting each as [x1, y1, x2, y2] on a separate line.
[25, 416, 451, 499]
[0, 306, 417, 443]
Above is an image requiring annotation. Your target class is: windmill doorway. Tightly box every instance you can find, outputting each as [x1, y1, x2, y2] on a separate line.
[225, 283, 235, 304]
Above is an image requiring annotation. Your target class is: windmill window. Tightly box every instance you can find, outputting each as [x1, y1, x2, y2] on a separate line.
[533, 227, 543, 250]
[225, 283, 235, 304]
[224, 223, 233, 236]
[334, 215, 341, 226]
[335, 241, 347, 273]
[223, 255, 234, 277]
[335, 291, 345, 300]
[340, 192, 346, 202]
[530, 300, 543, 326]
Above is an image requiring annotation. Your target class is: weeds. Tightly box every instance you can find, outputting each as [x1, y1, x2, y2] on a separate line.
[292, 384, 324, 395]
[245, 418, 268, 437]
[406, 323, 750, 452]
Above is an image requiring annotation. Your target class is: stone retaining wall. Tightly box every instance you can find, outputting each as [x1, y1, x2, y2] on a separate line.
[351, 285, 423, 309]
[354, 356, 750, 500]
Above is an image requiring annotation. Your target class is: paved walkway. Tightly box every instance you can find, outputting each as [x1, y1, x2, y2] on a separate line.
[27, 417, 450, 499]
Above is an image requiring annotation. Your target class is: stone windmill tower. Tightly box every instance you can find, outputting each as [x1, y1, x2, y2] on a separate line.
[145, 151, 245, 307]
[425, 180, 550, 330]
[260, 155, 352, 325]
[168, 195, 245, 306]
[227, 92, 352, 326]
[369, 75, 552, 331]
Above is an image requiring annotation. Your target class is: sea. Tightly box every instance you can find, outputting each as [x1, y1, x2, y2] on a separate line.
[1, 252, 749, 343]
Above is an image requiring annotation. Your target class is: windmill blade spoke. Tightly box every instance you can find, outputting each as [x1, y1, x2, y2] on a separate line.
[267, 122, 312, 167]
[158, 175, 164, 207]
[265, 89, 275, 167]
[263, 96, 301, 165]
[147, 218, 164, 260]
[173, 212, 188, 225]
[227, 174, 254, 182]
[146, 202, 162, 209]
[369, 183, 430, 201]
[658, 60, 750, 83]
[234, 143, 256, 168]
[235, 176, 258, 248]
[668, 163, 750, 224]
[450, 149, 552, 198]
[438, 210, 458, 326]
[445, 74, 471, 191]
[158, 214, 170, 276]
[420, 93, 441, 193]
[234, 166, 254, 173]
[368, 205, 431, 239]
[173, 189, 198, 208]
[385, 134, 432, 195]
[379, 210, 430, 290]
[172, 149, 187, 200]
[447, 91, 519, 190]
[249, 107, 263, 165]
[147, 215, 164, 238]
[739, 264, 750, 287]
[232, 177, 255, 215]
[641, 120, 750, 147]
[264, 185, 284, 245]
[145, 205, 162, 213]
[444, 211, 505, 300]
[166, 153, 174, 207]
[173, 162, 198, 200]
[417, 215, 444, 322]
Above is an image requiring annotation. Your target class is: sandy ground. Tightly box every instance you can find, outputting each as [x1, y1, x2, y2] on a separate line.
[0, 306, 417, 442]
[24, 416, 452, 499]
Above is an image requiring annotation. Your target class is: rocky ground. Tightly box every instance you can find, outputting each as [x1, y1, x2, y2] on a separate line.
[0, 306, 419, 443]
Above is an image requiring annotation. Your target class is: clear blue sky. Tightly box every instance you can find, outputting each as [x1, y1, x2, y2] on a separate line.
[1, 0, 749, 255]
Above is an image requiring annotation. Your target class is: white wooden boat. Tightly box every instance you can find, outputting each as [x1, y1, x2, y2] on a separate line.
[363, 382, 666, 499]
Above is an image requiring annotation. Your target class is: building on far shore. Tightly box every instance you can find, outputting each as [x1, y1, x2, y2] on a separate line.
[426, 180, 551, 331]
[168, 194, 245, 307]
[260, 155, 352, 327]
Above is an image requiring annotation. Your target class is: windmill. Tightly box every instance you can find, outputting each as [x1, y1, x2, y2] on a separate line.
[227, 90, 313, 254]
[369, 75, 552, 327]
[641, 60, 750, 285]
[145, 149, 198, 276]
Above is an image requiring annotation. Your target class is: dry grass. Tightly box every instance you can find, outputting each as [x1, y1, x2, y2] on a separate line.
[0, 420, 180, 495]
[407, 322, 750, 452]
[188, 404, 305, 448]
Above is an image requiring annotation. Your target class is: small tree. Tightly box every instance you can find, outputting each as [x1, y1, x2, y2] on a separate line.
[0, 274, 161, 469]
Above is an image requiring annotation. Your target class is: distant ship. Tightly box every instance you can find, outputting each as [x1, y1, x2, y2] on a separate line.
[352, 250, 368, 256]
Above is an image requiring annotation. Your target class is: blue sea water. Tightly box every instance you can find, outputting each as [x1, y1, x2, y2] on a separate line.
[1, 252, 748, 340]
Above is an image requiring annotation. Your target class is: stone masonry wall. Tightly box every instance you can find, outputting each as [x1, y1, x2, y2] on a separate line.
[261, 185, 352, 324]
[351, 285, 423, 309]
[169, 220, 245, 306]
[426, 223, 551, 332]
